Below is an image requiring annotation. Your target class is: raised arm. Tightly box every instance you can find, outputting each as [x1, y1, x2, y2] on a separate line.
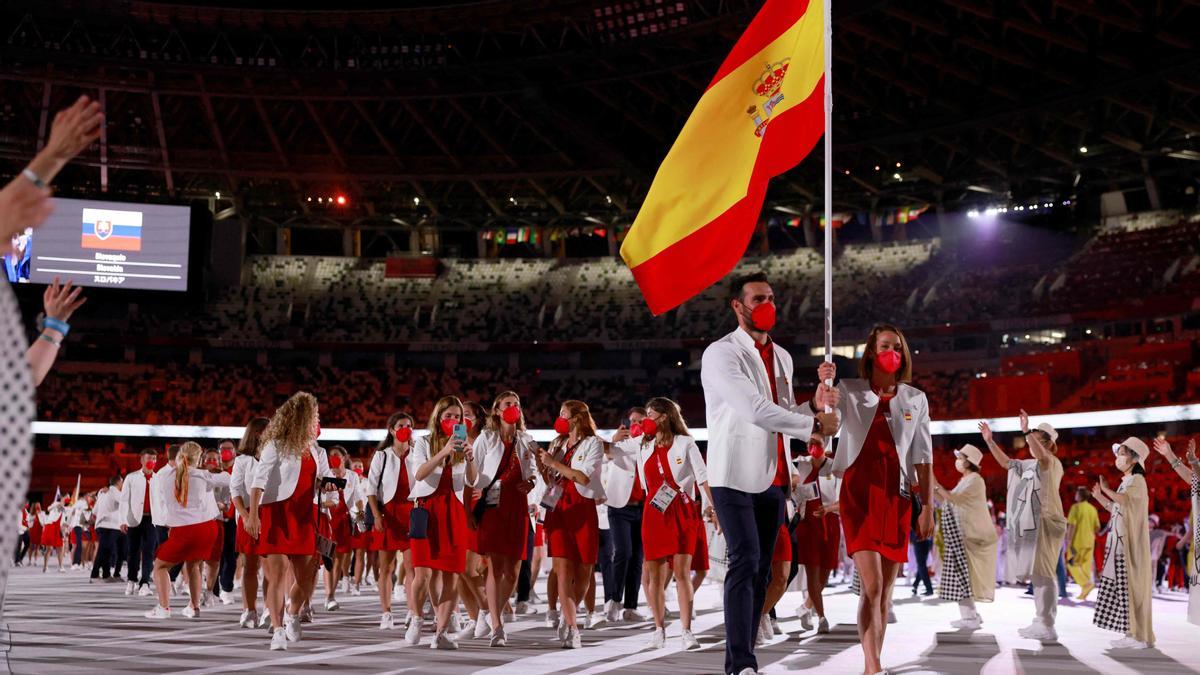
[1153, 438, 1196, 485]
[978, 421, 1011, 469]
[1020, 409, 1054, 465]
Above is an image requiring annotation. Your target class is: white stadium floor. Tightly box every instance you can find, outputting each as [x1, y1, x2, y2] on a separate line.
[0, 565, 1197, 674]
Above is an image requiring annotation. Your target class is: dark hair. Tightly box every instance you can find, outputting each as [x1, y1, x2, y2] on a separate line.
[108, 475, 121, 488]
[625, 406, 647, 420]
[1075, 486, 1089, 500]
[963, 460, 980, 473]
[463, 401, 487, 440]
[378, 412, 415, 450]
[328, 445, 347, 459]
[217, 439, 235, 447]
[238, 417, 270, 458]
[138, 448, 156, 457]
[858, 324, 914, 383]
[728, 271, 770, 303]
[1131, 462, 1146, 476]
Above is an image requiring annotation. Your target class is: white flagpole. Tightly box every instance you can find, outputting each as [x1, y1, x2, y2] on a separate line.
[822, 0, 834, 381]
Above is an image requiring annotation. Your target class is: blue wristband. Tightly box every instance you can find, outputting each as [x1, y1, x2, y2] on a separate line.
[43, 317, 70, 336]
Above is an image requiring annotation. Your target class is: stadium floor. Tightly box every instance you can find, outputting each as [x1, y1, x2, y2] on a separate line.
[1, 565, 1197, 674]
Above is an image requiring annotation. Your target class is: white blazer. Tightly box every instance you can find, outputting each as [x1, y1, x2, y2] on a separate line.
[700, 328, 818, 493]
[830, 379, 932, 494]
[612, 435, 710, 509]
[149, 468, 171, 527]
[229, 454, 257, 505]
[250, 441, 332, 505]
[155, 466, 231, 527]
[469, 429, 537, 489]
[94, 488, 123, 530]
[366, 446, 413, 504]
[603, 436, 644, 509]
[407, 436, 467, 502]
[120, 469, 154, 526]
[545, 436, 605, 501]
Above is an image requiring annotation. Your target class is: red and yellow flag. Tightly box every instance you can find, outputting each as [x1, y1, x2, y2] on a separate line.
[621, 0, 826, 315]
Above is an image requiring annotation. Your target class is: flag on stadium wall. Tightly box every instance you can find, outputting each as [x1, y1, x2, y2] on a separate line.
[81, 207, 143, 252]
[619, 0, 827, 314]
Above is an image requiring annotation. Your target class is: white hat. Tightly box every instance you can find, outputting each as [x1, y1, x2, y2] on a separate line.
[1120, 437, 1150, 464]
[1035, 422, 1058, 443]
[954, 444, 984, 467]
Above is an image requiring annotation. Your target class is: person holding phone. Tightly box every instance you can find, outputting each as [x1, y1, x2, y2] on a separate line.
[537, 400, 605, 649]
[366, 412, 416, 631]
[406, 396, 478, 649]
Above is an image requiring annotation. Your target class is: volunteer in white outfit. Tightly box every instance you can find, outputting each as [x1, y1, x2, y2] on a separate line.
[230, 417, 269, 629]
[1152, 436, 1200, 625]
[246, 392, 333, 651]
[120, 449, 159, 596]
[699, 272, 838, 675]
[611, 397, 714, 650]
[89, 476, 124, 581]
[144, 441, 231, 620]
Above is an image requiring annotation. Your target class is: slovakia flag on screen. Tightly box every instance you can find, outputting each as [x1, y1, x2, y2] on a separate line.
[81, 208, 143, 252]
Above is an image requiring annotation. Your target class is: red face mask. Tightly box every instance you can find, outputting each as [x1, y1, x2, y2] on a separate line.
[630, 422, 644, 438]
[220, 449, 234, 463]
[329, 455, 343, 469]
[501, 405, 522, 425]
[440, 419, 459, 437]
[394, 426, 413, 443]
[749, 302, 776, 332]
[554, 416, 571, 435]
[640, 417, 659, 438]
[145, 458, 157, 471]
[464, 418, 474, 433]
[875, 349, 903, 374]
[353, 467, 364, 476]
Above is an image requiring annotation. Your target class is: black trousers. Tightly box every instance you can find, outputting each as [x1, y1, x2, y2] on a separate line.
[912, 537, 934, 594]
[598, 528, 618, 604]
[516, 526, 535, 602]
[711, 485, 785, 675]
[90, 528, 120, 579]
[72, 526, 84, 565]
[608, 503, 644, 609]
[126, 515, 157, 585]
[14, 532, 29, 564]
[214, 519, 237, 594]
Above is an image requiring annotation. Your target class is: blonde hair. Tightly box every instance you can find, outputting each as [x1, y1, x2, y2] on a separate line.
[643, 397, 691, 448]
[426, 396, 465, 464]
[174, 441, 203, 506]
[263, 392, 319, 459]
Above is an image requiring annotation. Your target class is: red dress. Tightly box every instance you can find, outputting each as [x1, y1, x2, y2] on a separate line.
[29, 516, 42, 549]
[331, 487, 353, 554]
[378, 466, 413, 552]
[772, 524, 792, 563]
[641, 445, 700, 562]
[841, 393, 911, 563]
[691, 507, 710, 572]
[476, 439, 530, 560]
[462, 488, 479, 552]
[158, 521, 220, 564]
[545, 444, 599, 565]
[257, 452, 318, 556]
[41, 516, 63, 547]
[236, 514, 258, 556]
[409, 465, 467, 573]
[793, 469, 840, 569]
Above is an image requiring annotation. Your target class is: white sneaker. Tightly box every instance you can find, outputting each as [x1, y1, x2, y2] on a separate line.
[325, 599, 340, 612]
[270, 628, 288, 651]
[605, 600, 621, 623]
[432, 631, 459, 650]
[798, 607, 813, 631]
[125, 581, 135, 596]
[474, 614, 492, 639]
[404, 615, 421, 645]
[202, 591, 219, 608]
[181, 605, 199, 619]
[350, 584, 363, 597]
[137, 584, 152, 597]
[143, 605, 170, 620]
[448, 612, 462, 633]
[455, 619, 477, 642]
[502, 609, 515, 624]
[546, 609, 560, 629]
[72, 564, 81, 571]
[1017, 622, 1057, 642]
[284, 613, 302, 642]
[736, 670, 759, 675]
[258, 610, 271, 628]
[392, 584, 404, 603]
[515, 601, 534, 615]
[649, 627, 666, 649]
[529, 590, 542, 604]
[816, 616, 831, 634]
[489, 625, 508, 647]
[220, 590, 235, 606]
[568, 627, 582, 649]
[621, 608, 647, 622]
[239, 609, 258, 628]
[951, 618, 982, 630]
[756, 615, 772, 645]
[1110, 636, 1149, 649]
[557, 618, 569, 643]
[379, 612, 394, 630]
[587, 612, 607, 629]
[681, 629, 699, 650]
[770, 617, 783, 635]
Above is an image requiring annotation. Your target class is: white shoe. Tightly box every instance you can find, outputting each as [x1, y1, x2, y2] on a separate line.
[392, 584, 404, 603]
[489, 625, 507, 647]
[432, 631, 458, 650]
[515, 601, 534, 615]
[756, 614, 772, 645]
[529, 590, 542, 604]
[379, 612, 394, 630]
[350, 584, 362, 597]
[1110, 636, 1149, 649]
[557, 618, 569, 643]
[325, 599, 340, 612]
[125, 581, 135, 596]
[404, 615, 421, 645]
[587, 612, 607, 629]
[681, 628, 699, 650]
[143, 605, 170, 620]
[546, 609, 560, 629]
[258, 610, 271, 628]
[455, 619, 477, 642]
[568, 627, 582, 649]
[137, 584, 152, 597]
[202, 591, 219, 608]
[621, 608, 647, 622]
[605, 600, 621, 623]
[298, 604, 314, 624]
[816, 616, 831, 634]
[1018, 622, 1058, 642]
[798, 607, 813, 631]
[220, 590, 235, 606]
[502, 609, 515, 624]
[448, 612, 461, 633]
[474, 614, 492, 639]
[270, 628, 288, 651]
[72, 564, 81, 570]
[648, 627, 666, 649]
[284, 613, 302, 642]
[951, 618, 982, 630]
[181, 605, 199, 619]
[770, 617, 783, 635]
[736, 670, 759, 675]
[239, 609, 258, 628]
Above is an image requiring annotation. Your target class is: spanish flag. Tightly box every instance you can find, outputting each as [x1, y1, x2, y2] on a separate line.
[621, 0, 827, 315]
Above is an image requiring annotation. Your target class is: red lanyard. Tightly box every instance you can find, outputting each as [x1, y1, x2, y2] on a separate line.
[651, 446, 690, 504]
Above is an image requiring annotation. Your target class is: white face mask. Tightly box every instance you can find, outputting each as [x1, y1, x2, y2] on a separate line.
[1115, 454, 1132, 473]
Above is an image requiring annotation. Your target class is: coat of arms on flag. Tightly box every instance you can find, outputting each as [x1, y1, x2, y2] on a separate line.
[81, 208, 143, 252]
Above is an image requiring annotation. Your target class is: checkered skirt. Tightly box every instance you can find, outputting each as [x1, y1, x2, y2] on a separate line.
[1094, 540, 1129, 634]
[937, 504, 973, 602]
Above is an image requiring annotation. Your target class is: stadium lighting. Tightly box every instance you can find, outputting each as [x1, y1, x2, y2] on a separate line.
[214, 191, 221, 199]
[892, 172, 901, 180]
[966, 210, 979, 218]
[895, 162, 902, 168]
[983, 207, 997, 216]
[1015, 206, 1024, 211]
[1079, 146, 1088, 153]
[307, 197, 313, 202]
[413, 197, 420, 206]
[874, 165, 880, 171]
[336, 195, 347, 205]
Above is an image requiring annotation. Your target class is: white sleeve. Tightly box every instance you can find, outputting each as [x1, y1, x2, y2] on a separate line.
[230, 458, 246, 500]
[250, 441, 279, 492]
[576, 437, 604, 486]
[685, 438, 708, 486]
[471, 432, 500, 489]
[911, 393, 933, 466]
[365, 452, 384, 500]
[701, 342, 816, 440]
